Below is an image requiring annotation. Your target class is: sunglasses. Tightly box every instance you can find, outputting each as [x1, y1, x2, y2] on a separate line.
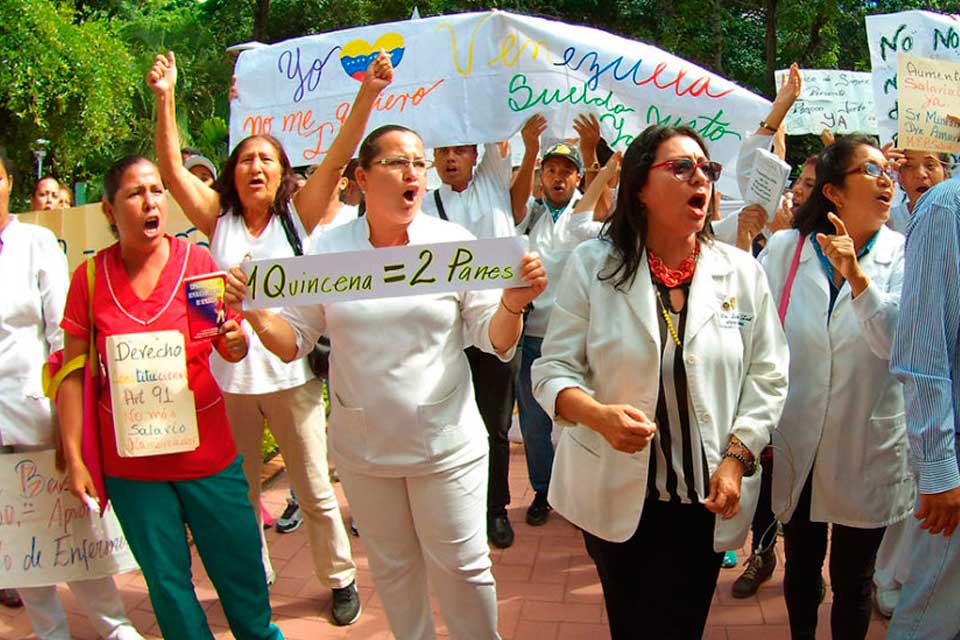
[651, 158, 723, 183]
[845, 161, 897, 181]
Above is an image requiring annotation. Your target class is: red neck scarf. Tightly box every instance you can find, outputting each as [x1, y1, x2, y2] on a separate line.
[647, 242, 700, 288]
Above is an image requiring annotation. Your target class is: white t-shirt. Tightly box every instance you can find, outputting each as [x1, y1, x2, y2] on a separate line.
[421, 143, 517, 239]
[517, 195, 601, 338]
[310, 204, 359, 242]
[208, 207, 313, 394]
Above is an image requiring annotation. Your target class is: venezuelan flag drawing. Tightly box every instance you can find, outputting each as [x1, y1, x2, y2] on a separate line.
[340, 33, 405, 81]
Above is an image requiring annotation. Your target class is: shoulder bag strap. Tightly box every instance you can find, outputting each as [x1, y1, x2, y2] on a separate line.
[86, 257, 99, 379]
[778, 233, 806, 326]
[433, 190, 448, 221]
[277, 208, 304, 257]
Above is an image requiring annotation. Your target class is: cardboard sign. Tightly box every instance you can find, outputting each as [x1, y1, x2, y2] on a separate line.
[242, 236, 527, 309]
[774, 69, 878, 134]
[229, 10, 770, 197]
[866, 10, 960, 145]
[0, 450, 138, 588]
[105, 331, 200, 457]
[897, 54, 960, 153]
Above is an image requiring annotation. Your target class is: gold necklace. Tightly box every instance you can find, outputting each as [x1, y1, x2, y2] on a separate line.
[655, 291, 683, 347]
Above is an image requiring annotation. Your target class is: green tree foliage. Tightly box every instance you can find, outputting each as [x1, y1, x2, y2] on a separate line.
[7, 0, 960, 207]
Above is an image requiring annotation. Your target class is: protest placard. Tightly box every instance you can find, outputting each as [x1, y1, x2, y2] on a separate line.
[774, 69, 877, 135]
[866, 10, 960, 145]
[229, 10, 770, 196]
[744, 149, 792, 221]
[0, 450, 138, 589]
[241, 236, 527, 309]
[897, 54, 960, 153]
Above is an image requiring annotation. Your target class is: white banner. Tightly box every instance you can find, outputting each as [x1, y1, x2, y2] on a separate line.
[866, 10, 960, 145]
[0, 450, 138, 589]
[774, 69, 877, 135]
[241, 236, 527, 309]
[230, 10, 770, 196]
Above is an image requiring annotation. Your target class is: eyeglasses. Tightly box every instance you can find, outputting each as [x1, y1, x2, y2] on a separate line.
[650, 158, 723, 183]
[373, 157, 433, 173]
[845, 161, 897, 181]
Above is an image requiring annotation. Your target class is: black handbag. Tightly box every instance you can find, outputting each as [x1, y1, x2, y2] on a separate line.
[277, 209, 331, 378]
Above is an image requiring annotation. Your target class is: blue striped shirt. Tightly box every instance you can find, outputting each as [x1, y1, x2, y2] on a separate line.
[892, 178, 960, 494]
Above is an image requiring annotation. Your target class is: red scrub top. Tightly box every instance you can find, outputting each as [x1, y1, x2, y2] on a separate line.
[62, 237, 238, 481]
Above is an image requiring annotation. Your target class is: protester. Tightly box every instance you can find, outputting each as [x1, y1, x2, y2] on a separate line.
[147, 50, 381, 623]
[58, 155, 281, 640]
[512, 120, 609, 527]
[889, 177, 960, 640]
[0, 154, 144, 640]
[184, 154, 218, 186]
[31, 176, 61, 211]
[762, 135, 912, 640]
[531, 124, 787, 639]
[58, 185, 73, 208]
[885, 149, 949, 233]
[420, 116, 545, 548]
[225, 121, 547, 639]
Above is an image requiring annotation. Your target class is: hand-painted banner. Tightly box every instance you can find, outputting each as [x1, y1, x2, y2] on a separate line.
[866, 10, 960, 146]
[17, 198, 207, 272]
[897, 54, 960, 153]
[241, 236, 527, 309]
[774, 69, 878, 135]
[229, 10, 770, 196]
[0, 450, 138, 588]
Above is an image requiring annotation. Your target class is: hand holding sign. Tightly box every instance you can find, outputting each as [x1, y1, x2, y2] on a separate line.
[815, 212, 870, 296]
[362, 49, 395, 95]
[147, 51, 178, 97]
[501, 252, 547, 313]
[215, 318, 248, 363]
[65, 458, 99, 503]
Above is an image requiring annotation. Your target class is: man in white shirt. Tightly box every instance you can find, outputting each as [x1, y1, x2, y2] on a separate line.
[513, 136, 607, 526]
[421, 116, 546, 548]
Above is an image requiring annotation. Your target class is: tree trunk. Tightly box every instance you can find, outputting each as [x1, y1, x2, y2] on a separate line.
[253, 0, 270, 42]
[712, 0, 724, 73]
[765, 0, 777, 97]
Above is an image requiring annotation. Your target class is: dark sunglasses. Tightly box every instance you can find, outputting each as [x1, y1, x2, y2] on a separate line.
[651, 158, 723, 183]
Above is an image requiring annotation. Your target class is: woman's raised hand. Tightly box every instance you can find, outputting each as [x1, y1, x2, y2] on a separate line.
[816, 212, 860, 281]
[147, 51, 178, 96]
[501, 252, 547, 312]
[362, 50, 395, 94]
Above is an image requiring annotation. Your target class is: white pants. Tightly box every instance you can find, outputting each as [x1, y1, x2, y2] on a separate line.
[224, 377, 356, 588]
[18, 576, 142, 640]
[874, 516, 916, 591]
[338, 455, 500, 640]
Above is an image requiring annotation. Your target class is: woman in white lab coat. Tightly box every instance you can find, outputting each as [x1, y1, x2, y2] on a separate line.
[531, 125, 789, 639]
[226, 124, 547, 640]
[760, 134, 914, 640]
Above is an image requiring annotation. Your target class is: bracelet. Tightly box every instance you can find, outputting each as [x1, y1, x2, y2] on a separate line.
[585, 161, 601, 173]
[759, 119, 778, 133]
[722, 450, 757, 477]
[499, 298, 523, 316]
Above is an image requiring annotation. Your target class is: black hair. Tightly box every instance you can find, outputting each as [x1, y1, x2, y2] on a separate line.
[103, 155, 152, 204]
[343, 158, 361, 181]
[213, 134, 299, 223]
[358, 125, 421, 169]
[0, 151, 13, 176]
[599, 124, 715, 291]
[793, 133, 879, 237]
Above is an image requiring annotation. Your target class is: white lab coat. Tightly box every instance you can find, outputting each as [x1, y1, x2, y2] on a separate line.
[0, 218, 68, 446]
[284, 213, 515, 476]
[760, 227, 914, 528]
[532, 238, 789, 550]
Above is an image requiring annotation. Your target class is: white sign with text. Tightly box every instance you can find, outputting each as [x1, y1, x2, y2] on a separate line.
[775, 69, 878, 135]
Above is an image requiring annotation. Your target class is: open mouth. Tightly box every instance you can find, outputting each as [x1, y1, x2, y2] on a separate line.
[877, 193, 893, 204]
[402, 189, 417, 205]
[916, 186, 929, 195]
[249, 177, 266, 188]
[688, 193, 707, 210]
[144, 216, 160, 231]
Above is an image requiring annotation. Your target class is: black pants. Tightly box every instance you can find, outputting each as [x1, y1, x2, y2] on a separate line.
[750, 445, 777, 552]
[465, 346, 519, 517]
[583, 500, 723, 639]
[782, 475, 885, 640]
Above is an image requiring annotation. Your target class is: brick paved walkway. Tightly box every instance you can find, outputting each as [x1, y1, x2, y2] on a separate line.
[0, 444, 889, 639]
